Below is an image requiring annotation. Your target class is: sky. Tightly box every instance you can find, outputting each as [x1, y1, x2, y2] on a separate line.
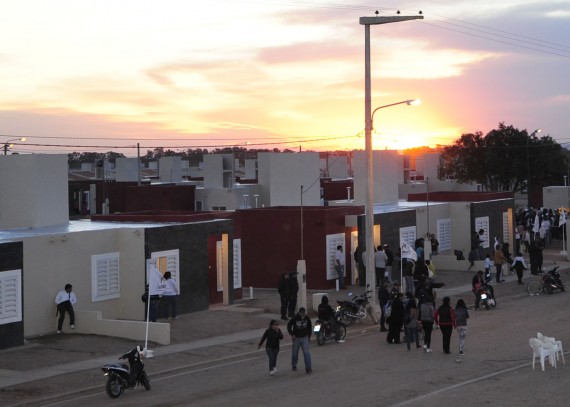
[0, 0, 569, 156]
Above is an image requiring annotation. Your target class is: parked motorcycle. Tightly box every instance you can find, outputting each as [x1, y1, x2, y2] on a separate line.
[336, 288, 378, 325]
[101, 346, 151, 399]
[478, 284, 496, 310]
[541, 266, 565, 294]
[314, 318, 347, 346]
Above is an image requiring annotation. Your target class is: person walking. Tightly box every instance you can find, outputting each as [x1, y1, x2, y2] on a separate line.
[512, 252, 528, 285]
[287, 307, 313, 374]
[454, 299, 469, 355]
[161, 271, 179, 319]
[493, 244, 506, 283]
[278, 273, 291, 321]
[258, 320, 284, 376]
[386, 292, 404, 344]
[434, 296, 455, 354]
[420, 300, 435, 353]
[404, 300, 421, 351]
[55, 283, 77, 333]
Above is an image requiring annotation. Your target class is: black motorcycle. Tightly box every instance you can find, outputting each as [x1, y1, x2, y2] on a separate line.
[542, 266, 565, 294]
[313, 316, 347, 346]
[336, 288, 378, 325]
[101, 346, 151, 399]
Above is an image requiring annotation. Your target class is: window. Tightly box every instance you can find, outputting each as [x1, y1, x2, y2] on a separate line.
[475, 217, 490, 248]
[0, 270, 22, 324]
[399, 226, 416, 247]
[150, 249, 180, 294]
[211, 206, 227, 211]
[503, 211, 511, 244]
[233, 239, 242, 289]
[91, 253, 120, 302]
[437, 218, 451, 251]
[326, 234, 344, 280]
[195, 201, 203, 212]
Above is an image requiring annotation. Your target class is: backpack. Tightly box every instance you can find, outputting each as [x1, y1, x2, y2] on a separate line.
[384, 300, 393, 318]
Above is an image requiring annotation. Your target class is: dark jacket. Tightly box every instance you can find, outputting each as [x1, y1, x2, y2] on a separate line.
[317, 303, 334, 321]
[287, 313, 312, 339]
[259, 327, 284, 349]
[388, 296, 405, 325]
[278, 274, 291, 299]
[378, 285, 390, 306]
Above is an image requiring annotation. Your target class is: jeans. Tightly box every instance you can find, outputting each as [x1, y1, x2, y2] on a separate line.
[404, 276, 414, 294]
[405, 326, 420, 350]
[266, 347, 279, 371]
[375, 267, 385, 286]
[335, 265, 345, 289]
[495, 264, 503, 282]
[291, 336, 312, 370]
[422, 321, 434, 349]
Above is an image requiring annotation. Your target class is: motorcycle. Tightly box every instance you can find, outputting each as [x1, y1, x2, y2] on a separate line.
[313, 317, 347, 346]
[541, 266, 565, 294]
[101, 346, 151, 399]
[478, 284, 496, 310]
[336, 288, 378, 325]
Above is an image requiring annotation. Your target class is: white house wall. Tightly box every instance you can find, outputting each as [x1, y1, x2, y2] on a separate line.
[258, 152, 320, 206]
[159, 156, 182, 183]
[116, 158, 140, 182]
[0, 154, 68, 229]
[414, 203, 450, 246]
[195, 184, 262, 210]
[23, 228, 145, 337]
[449, 202, 473, 253]
[543, 186, 570, 209]
[353, 150, 403, 205]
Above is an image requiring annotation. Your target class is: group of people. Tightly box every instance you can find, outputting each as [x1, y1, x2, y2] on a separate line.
[141, 271, 179, 322]
[381, 285, 469, 355]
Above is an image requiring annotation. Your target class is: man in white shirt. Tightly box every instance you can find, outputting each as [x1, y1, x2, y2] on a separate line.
[55, 283, 77, 333]
[335, 245, 345, 289]
[374, 245, 388, 287]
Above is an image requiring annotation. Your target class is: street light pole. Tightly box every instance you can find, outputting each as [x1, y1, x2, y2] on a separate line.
[3, 137, 26, 155]
[361, 11, 423, 304]
[526, 128, 541, 209]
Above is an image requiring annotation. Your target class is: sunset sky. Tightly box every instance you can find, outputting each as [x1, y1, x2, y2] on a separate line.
[0, 0, 568, 156]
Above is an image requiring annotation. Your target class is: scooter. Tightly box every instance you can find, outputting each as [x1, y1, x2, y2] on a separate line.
[479, 284, 496, 310]
[313, 318, 347, 346]
[101, 346, 151, 399]
[542, 266, 565, 294]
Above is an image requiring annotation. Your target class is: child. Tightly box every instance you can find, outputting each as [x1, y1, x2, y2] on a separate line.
[484, 254, 492, 283]
[258, 320, 284, 376]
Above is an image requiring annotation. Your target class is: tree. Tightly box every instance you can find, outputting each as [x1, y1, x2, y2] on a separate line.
[438, 122, 568, 192]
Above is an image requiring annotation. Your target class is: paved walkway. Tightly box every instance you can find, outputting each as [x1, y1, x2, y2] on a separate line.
[1, 245, 568, 391]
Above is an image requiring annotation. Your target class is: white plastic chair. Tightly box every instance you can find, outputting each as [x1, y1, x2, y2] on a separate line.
[529, 338, 557, 371]
[537, 333, 565, 365]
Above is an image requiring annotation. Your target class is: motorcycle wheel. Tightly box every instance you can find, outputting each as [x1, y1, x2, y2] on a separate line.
[141, 373, 151, 391]
[340, 311, 355, 326]
[527, 280, 542, 296]
[316, 333, 326, 346]
[559, 284, 565, 292]
[106, 376, 123, 399]
[484, 302, 489, 310]
[546, 285, 554, 295]
[339, 325, 347, 340]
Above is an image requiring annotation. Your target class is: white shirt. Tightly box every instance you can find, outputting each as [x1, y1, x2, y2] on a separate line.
[512, 256, 528, 268]
[55, 289, 77, 305]
[374, 250, 387, 268]
[335, 249, 345, 266]
[163, 279, 179, 296]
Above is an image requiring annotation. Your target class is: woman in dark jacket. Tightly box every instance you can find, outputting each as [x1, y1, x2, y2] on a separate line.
[258, 320, 284, 375]
[434, 296, 456, 354]
[386, 293, 405, 344]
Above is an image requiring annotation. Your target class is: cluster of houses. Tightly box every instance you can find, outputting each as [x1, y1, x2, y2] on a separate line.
[1, 150, 567, 349]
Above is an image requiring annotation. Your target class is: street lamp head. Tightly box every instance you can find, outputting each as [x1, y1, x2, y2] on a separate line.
[530, 129, 541, 137]
[406, 99, 421, 106]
